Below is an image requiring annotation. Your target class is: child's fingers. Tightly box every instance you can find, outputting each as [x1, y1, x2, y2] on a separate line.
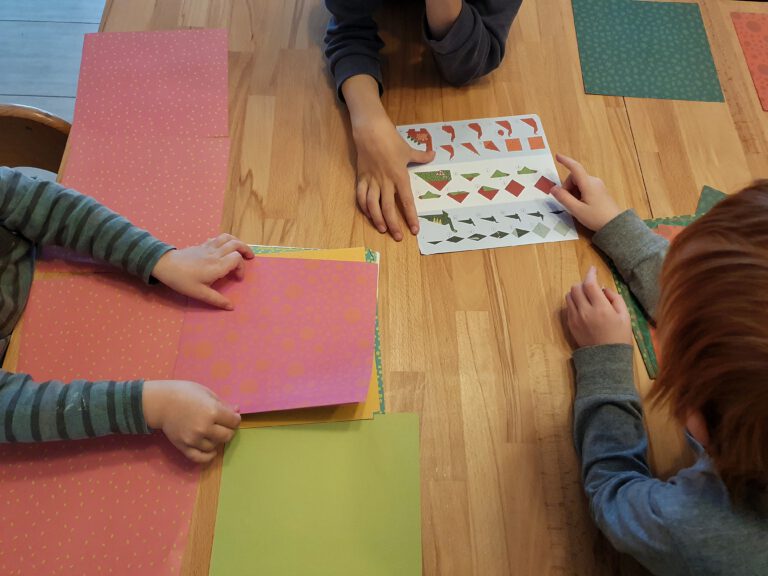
[217, 238, 252, 260]
[603, 287, 629, 315]
[215, 404, 242, 429]
[396, 174, 420, 235]
[207, 424, 237, 444]
[556, 154, 589, 184]
[409, 147, 435, 165]
[366, 182, 387, 233]
[184, 446, 217, 464]
[380, 183, 403, 241]
[582, 266, 604, 305]
[216, 251, 245, 281]
[569, 282, 588, 310]
[192, 284, 234, 311]
[551, 186, 587, 219]
[565, 292, 577, 324]
[356, 178, 370, 218]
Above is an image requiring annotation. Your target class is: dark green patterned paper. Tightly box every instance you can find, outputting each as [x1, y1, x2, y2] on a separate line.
[573, 0, 724, 102]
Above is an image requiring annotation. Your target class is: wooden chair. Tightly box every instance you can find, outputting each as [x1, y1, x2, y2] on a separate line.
[0, 103, 71, 173]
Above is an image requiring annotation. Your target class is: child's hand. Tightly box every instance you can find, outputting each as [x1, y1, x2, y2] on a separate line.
[352, 113, 434, 241]
[551, 154, 622, 232]
[142, 380, 241, 464]
[565, 266, 633, 348]
[152, 233, 254, 310]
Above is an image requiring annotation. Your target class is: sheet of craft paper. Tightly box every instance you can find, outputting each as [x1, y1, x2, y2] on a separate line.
[732, 13, 768, 111]
[209, 413, 422, 576]
[0, 434, 199, 576]
[17, 273, 186, 381]
[572, 0, 723, 102]
[51, 133, 229, 253]
[397, 115, 577, 255]
[240, 246, 380, 428]
[2, 274, 198, 576]
[173, 257, 379, 413]
[73, 29, 229, 138]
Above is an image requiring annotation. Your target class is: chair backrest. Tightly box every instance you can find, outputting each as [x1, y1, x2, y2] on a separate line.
[0, 104, 71, 173]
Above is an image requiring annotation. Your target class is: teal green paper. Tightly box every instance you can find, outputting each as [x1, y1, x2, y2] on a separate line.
[573, 0, 724, 102]
[209, 413, 422, 576]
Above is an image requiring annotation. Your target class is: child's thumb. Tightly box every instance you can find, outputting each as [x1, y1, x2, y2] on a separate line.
[409, 148, 435, 165]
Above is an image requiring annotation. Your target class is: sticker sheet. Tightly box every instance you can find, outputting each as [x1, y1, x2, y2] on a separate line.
[397, 115, 578, 255]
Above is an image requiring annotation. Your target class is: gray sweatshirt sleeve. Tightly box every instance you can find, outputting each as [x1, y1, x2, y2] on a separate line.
[592, 210, 669, 319]
[572, 345, 682, 575]
[423, 0, 522, 86]
[323, 0, 522, 97]
[324, 0, 385, 98]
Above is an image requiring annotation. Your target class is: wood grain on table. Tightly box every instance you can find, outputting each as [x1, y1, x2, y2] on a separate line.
[95, 1, 768, 574]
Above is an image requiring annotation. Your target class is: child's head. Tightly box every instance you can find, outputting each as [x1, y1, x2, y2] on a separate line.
[652, 181, 768, 499]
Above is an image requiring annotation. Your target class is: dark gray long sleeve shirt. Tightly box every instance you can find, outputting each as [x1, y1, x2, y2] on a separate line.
[573, 210, 768, 575]
[324, 0, 523, 94]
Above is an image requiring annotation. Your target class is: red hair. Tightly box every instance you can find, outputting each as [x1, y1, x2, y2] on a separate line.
[652, 181, 768, 500]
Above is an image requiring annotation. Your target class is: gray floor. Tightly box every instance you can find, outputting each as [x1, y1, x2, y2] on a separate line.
[0, 0, 104, 122]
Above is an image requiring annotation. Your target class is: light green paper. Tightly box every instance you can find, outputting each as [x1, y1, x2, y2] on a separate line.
[209, 413, 422, 576]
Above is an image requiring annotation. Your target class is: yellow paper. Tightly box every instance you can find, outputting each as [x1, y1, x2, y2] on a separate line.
[240, 247, 379, 428]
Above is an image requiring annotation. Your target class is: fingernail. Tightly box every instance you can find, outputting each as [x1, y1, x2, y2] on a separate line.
[411, 226, 419, 235]
[226, 304, 234, 311]
[378, 226, 386, 233]
[394, 233, 403, 241]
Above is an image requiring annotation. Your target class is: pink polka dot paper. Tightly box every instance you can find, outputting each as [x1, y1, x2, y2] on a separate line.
[2, 274, 199, 576]
[0, 434, 199, 576]
[57, 132, 229, 252]
[73, 29, 229, 138]
[173, 257, 379, 414]
[17, 273, 186, 381]
[732, 13, 768, 112]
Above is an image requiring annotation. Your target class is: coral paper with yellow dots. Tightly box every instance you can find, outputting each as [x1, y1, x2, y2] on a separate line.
[173, 257, 379, 414]
[2, 273, 198, 576]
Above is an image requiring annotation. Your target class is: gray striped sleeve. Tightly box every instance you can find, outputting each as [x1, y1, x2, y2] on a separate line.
[0, 167, 173, 283]
[0, 370, 149, 443]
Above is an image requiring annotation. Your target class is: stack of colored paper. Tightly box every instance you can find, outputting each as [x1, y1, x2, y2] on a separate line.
[172, 246, 384, 424]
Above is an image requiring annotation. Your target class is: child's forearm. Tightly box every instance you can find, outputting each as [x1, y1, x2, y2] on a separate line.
[593, 210, 669, 319]
[342, 74, 388, 128]
[425, 0, 463, 39]
[571, 345, 676, 571]
[0, 167, 172, 282]
[0, 370, 149, 442]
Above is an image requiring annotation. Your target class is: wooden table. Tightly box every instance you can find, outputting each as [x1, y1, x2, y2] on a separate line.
[94, 1, 768, 574]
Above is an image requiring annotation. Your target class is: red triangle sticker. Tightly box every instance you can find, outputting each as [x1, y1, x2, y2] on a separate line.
[448, 192, 469, 203]
[478, 187, 498, 201]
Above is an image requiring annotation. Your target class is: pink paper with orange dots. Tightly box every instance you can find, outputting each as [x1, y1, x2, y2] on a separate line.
[732, 13, 768, 112]
[1, 274, 198, 576]
[59, 134, 229, 248]
[73, 29, 229, 138]
[40, 28, 230, 272]
[173, 257, 379, 414]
